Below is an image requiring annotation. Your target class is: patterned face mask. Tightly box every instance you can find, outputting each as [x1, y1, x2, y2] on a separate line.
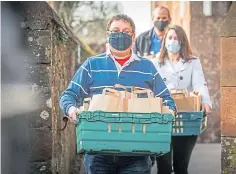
[165, 39, 181, 53]
[108, 32, 132, 51]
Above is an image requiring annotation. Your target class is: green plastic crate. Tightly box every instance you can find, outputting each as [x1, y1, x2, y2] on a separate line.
[172, 111, 207, 136]
[76, 111, 174, 156]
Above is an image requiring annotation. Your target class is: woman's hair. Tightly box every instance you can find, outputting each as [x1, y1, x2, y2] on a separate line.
[159, 24, 195, 65]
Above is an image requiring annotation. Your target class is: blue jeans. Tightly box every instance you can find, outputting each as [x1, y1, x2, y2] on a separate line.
[84, 154, 152, 174]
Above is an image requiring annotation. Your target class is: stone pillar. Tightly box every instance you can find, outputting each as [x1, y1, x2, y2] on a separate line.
[190, 1, 230, 143]
[22, 2, 79, 173]
[220, 2, 236, 174]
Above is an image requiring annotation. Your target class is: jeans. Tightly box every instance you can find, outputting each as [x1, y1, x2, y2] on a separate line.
[83, 154, 152, 174]
[155, 136, 197, 174]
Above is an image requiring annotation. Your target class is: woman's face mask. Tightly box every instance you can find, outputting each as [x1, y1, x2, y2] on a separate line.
[108, 32, 132, 51]
[165, 39, 181, 53]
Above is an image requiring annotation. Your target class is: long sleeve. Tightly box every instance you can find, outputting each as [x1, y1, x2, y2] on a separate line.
[59, 59, 91, 115]
[192, 59, 212, 108]
[152, 64, 177, 111]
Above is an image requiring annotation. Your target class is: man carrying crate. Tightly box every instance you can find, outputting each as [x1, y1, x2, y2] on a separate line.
[60, 14, 176, 174]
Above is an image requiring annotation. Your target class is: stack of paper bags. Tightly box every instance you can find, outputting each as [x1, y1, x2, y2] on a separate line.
[86, 84, 172, 114]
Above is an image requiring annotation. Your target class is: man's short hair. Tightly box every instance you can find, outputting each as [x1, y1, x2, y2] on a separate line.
[106, 14, 136, 33]
[152, 6, 171, 19]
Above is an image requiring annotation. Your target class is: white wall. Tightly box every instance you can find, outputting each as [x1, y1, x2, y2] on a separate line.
[120, 1, 153, 37]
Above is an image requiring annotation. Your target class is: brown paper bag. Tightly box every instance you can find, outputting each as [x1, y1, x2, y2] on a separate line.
[113, 84, 131, 112]
[128, 89, 162, 113]
[88, 88, 122, 112]
[170, 88, 201, 112]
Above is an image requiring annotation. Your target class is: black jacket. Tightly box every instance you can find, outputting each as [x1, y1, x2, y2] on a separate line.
[133, 28, 153, 57]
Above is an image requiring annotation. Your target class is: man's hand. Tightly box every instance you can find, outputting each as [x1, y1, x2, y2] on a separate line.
[68, 106, 77, 123]
[202, 104, 211, 114]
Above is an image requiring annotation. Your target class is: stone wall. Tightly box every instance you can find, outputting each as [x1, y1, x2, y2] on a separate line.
[50, 21, 81, 174]
[1, 2, 80, 173]
[220, 2, 236, 173]
[190, 1, 230, 143]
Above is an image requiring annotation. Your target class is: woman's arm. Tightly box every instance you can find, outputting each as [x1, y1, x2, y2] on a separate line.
[191, 58, 212, 112]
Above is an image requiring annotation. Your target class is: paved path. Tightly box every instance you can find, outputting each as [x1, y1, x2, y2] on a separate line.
[151, 143, 221, 174]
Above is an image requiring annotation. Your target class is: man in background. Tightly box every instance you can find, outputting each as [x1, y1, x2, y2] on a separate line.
[134, 5, 174, 174]
[133, 6, 171, 59]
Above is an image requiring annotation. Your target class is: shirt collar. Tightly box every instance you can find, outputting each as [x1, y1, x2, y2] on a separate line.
[165, 57, 185, 64]
[106, 44, 141, 62]
[152, 28, 160, 40]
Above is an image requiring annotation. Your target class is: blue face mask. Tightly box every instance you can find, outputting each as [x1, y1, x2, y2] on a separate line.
[108, 32, 132, 51]
[165, 39, 181, 53]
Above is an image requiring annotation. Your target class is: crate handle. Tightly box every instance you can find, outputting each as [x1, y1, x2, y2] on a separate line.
[100, 149, 121, 153]
[78, 111, 174, 124]
[132, 150, 152, 154]
[151, 113, 173, 124]
[189, 111, 205, 120]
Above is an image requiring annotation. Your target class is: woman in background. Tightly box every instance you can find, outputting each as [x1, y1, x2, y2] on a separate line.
[152, 24, 212, 174]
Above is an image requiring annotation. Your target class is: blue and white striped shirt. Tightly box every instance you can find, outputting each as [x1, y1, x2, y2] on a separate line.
[60, 52, 176, 115]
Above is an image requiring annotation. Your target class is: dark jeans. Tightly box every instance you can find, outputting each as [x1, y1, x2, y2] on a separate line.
[84, 154, 152, 174]
[155, 136, 198, 174]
